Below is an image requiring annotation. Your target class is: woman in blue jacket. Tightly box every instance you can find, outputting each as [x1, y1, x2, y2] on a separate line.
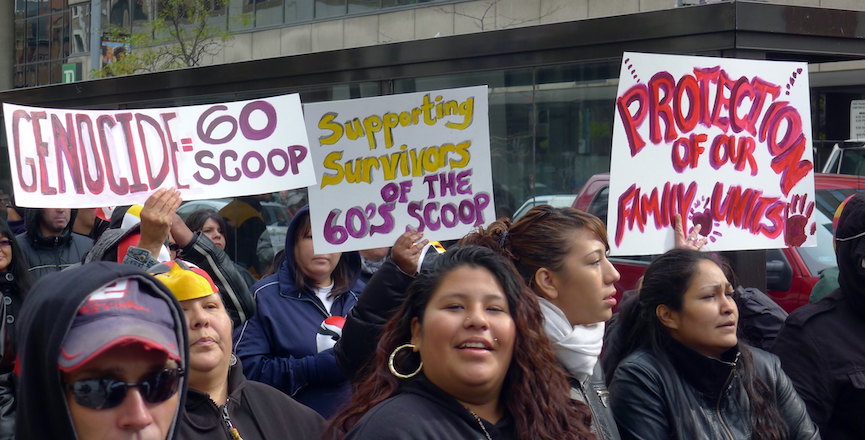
[234, 205, 363, 418]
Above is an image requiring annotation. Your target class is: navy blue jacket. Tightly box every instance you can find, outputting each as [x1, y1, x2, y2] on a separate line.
[234, 206, 363, 418]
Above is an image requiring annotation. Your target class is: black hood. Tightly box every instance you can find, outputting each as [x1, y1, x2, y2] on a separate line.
[834, 193, 865, 316]
[277, 205, 361, 295]
[15, 262, 189, 439]
[23, 208, 78, 248]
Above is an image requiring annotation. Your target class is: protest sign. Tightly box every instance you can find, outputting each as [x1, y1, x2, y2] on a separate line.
[3, 94, 316, 208]
[609, 52, 815, 255]
[304, 86, 495, 253]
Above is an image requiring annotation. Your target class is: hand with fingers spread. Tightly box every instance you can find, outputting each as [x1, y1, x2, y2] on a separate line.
[138, 188, 182, 258]
[392, 229, 428, 275]
[674, 214, 707, 251]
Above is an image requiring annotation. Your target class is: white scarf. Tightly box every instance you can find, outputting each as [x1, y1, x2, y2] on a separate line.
[538, 297, 605, 381]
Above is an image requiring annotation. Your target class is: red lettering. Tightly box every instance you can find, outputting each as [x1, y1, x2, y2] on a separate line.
[51, 114, 84, 194]
[12, 110, 37, 193]
[97, 114, 130, 195]
[616, 85, 648, 156]
[75, 114, 105, 195]
[135, 113, 170, 189]
[31, 111, 57, 195]
[648, 72, 678, 144]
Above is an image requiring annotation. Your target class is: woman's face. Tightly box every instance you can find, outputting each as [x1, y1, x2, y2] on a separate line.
[544, 228, 620, 325]
[181, 293, 233, 378]
[0, 234, 11, 273]
[411, 266, 515, 404]
[663, 260, 738, 358]
[294, 225, 341, 287]
[200, 218, 225, 250]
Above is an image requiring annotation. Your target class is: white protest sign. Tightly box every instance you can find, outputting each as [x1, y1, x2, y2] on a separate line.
[3, 94, 315, 207]
[609, 52, 815, 255]
[304, 86, 495, 253]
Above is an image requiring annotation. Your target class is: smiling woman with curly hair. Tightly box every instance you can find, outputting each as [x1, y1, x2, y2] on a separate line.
[326, 245, 594, 440]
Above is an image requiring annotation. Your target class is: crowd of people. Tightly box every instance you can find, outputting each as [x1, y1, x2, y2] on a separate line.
[0, 183, 860, 439]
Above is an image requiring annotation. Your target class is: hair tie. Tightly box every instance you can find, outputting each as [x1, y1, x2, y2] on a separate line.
[499, 229, 509, 246]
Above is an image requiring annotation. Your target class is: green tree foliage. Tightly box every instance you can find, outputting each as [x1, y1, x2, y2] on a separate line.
[94, 0, 238, 78]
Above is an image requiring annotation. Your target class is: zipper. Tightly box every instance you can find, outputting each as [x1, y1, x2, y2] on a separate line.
[714, 355, 738, 440]
[222, 404, 244, 440]
[297, 292, 331, 318]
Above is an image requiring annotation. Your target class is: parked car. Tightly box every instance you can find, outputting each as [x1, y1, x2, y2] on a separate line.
[512, 194, 577, 220]
[571, 173, 865, 313]
[821, 140, 865, 176]
[176, 198, 291, 253]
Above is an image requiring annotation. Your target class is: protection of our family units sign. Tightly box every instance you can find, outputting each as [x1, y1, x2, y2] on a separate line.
[608, 52, 816, 255]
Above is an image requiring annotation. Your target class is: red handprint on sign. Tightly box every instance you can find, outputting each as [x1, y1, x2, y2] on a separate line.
[784, 194, 815, 247]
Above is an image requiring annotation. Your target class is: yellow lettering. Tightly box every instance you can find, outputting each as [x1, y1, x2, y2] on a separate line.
[320, 151, 345, 188]
[449, 140, 471, 168]
[446, 97, 474, 130]
[362, 115, 382, 150]
[318, 112, 343, 145]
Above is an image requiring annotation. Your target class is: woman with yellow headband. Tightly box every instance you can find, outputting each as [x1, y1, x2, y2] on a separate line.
[154, 261, 324, 440]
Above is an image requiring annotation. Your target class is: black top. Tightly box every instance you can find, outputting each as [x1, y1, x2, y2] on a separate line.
[179, 362, 324, 440]
[609, 339, 818, 440]
[346, 376, 516, 440]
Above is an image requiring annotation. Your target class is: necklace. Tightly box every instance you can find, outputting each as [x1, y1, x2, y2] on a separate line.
[467, 409, 493, 440]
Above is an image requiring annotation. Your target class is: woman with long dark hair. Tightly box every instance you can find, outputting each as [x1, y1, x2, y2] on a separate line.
[235, 206, 363, 418]
[460, 205, 621, 439]
[184, 208, 257, 288]
[0, 217, 33, 438]
[603, 249, 818, 440]
[327, 245, 593, 440]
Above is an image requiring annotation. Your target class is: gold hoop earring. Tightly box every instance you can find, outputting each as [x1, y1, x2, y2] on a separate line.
[389, 343, 422, 379]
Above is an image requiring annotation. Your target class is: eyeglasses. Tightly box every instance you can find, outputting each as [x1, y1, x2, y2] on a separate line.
[65, 368, 183, 409]
[0, 240, 10, 248]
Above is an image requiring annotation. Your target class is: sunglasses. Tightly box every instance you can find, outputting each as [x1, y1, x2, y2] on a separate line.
[0, 240, 10, 248]
[65, 368, 183, 409]
[168, 243, 180, 252]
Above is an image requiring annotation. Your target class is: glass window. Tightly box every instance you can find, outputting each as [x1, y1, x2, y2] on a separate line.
[533, 61, 618, 195]
[382, 0, 417, 6]
[36, 16, 49, 61]
[50, 60, 63, 84]
[70, 4, 89, 55]
[285, 0, 313, 22]
[25, 64, 37, 87]
[132, 0, 154, 33]
[14, 19, 25, 63]
[109, 0, 131, 29]
[14, 65, 26, 88]
[256, 0, 284, 27]
[315, 0, 345, 19]
[348, 0, 378, 14]
[36, 61, 51, 85]
[228, 0, 254, 31]
[50, 13, 63, 59]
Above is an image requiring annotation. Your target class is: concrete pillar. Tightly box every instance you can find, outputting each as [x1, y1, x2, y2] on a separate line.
[0, 0, 14, 91]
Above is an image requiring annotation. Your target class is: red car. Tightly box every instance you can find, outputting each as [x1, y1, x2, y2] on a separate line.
[572, 173, 865, 313]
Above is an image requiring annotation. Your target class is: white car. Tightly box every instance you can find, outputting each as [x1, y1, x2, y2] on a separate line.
[512, 194, 578, 220]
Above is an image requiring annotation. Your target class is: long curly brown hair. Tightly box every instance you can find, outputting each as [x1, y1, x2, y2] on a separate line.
[325, 246, 594, 439]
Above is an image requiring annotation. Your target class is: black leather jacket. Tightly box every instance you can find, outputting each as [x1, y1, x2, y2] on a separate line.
[609, 341, 819, 440]
[570, 364, 620, 440]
